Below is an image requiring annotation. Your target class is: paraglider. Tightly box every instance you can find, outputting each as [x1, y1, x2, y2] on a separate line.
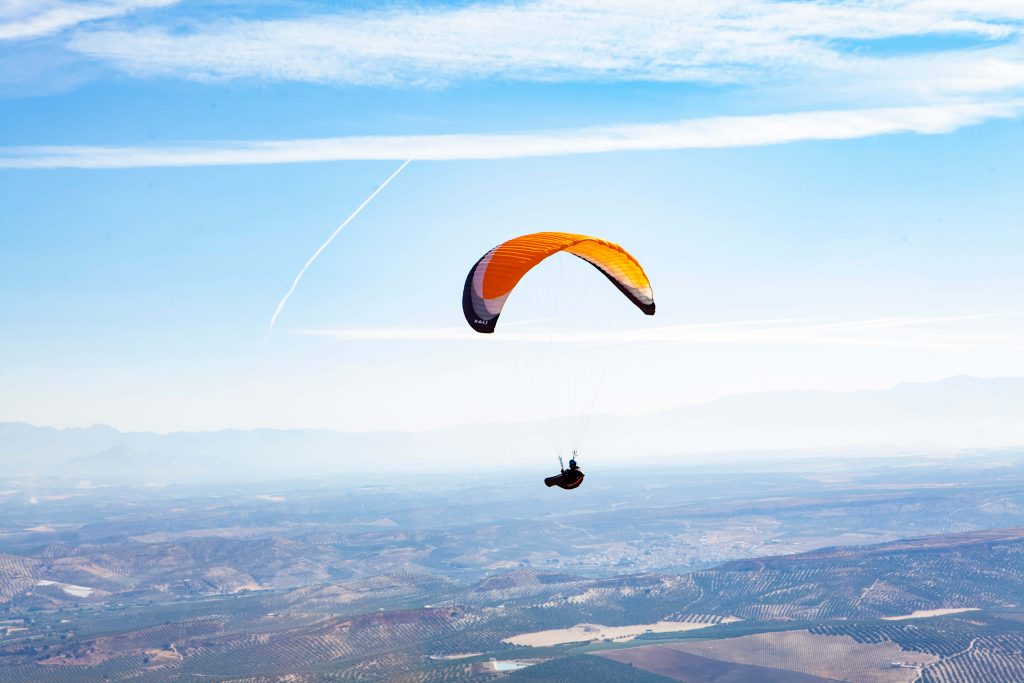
[461, 231, 656, 490]
[545, 453, 585, 490]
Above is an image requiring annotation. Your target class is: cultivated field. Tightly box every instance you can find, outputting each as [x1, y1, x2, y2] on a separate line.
[883, 608, 980, 621]
[655, 629, 936, 683]
[597, 648, 843, 683]
[503, 618, 739, 646]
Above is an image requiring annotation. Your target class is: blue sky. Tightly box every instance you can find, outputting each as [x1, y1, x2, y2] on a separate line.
[1, 1, 1023, 435]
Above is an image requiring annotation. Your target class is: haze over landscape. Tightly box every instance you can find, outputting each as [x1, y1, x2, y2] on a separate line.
[5, 375, 1024, 481]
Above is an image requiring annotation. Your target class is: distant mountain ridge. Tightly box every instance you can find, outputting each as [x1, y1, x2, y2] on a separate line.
[3, 375, 1024, 481]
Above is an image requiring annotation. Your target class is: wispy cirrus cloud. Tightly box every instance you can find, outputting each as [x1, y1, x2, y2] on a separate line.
[2, 100, 1021, 169]
[296, 314, 1024, 351]
[64, 0, 1024, 88]
[0, 0, 177, 41]
[5, 1, 1023, 168]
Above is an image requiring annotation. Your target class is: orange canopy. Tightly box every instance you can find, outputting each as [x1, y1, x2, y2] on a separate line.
[462, 232, 655, 333]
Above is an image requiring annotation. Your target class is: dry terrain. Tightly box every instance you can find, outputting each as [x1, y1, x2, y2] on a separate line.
[597, 648, 845, 683]
[503, 618, 740, 646]
[638, 629, 938, 683]
[882, 608, 980, 621]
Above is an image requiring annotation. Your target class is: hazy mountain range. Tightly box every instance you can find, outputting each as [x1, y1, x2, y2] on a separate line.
[2, 375, 1023, 482]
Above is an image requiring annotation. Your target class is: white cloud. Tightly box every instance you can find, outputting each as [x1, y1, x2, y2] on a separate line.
[0, 0, 177, 41]
[799, 43, 1024, 103]
[64, 0, 1024, 87]
[8, 2, 1023, 169]
[2, 99, 1020, 169]
[297, 313, 1024, 351]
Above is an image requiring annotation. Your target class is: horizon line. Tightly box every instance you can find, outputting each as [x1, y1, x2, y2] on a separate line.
[2, 372, 1017, 435]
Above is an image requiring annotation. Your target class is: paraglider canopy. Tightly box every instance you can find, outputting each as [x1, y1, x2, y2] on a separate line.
[463, 232, 655, 334]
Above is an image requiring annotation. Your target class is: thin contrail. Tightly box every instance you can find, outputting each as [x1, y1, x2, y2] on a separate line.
[267, 159, 412, 338]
